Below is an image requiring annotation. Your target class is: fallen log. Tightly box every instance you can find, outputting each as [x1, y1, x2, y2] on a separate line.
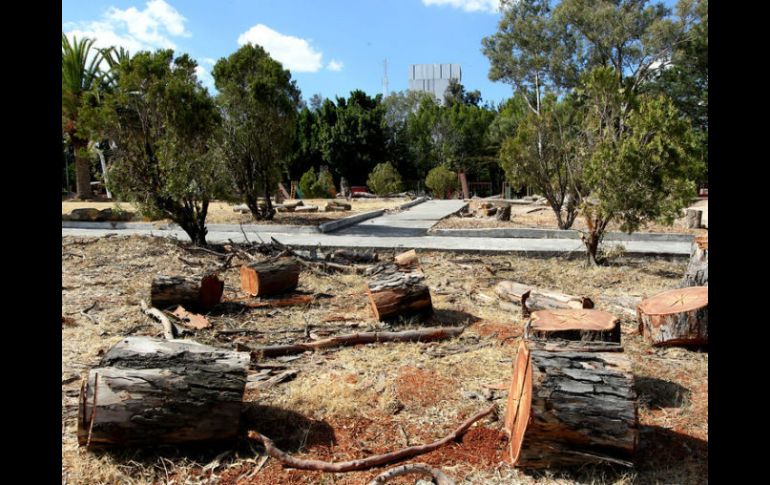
[367, 264, 433, 321]
[294, 205, 319, 212]
[597, 295, 643, 318]
[326, 200, 352, 210]
[78, 337, 249, 447]
[240, 258, 301, 296]
[504, 341, 638, 468]
[681, 234, 707, 287]
[637, 286, 708, 346]
[139, 300, 176, 340]
[247, 403, 495, 472]
[150, 274, 224, 312]
[368, 464, 455, 485]
[250, 326, 464, 358]
[525, 309, 621, 343]
[495, 281, 594, 317]
[329, 249, 378, 264]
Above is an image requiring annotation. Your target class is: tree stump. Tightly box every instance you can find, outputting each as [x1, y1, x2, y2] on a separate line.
[496, 203, 512, 221]
[367, 264, 433, 321]
[681, 234, 707, 287]
[685, 209, 702, 229]
[504, 341, 638, 468]
[150, 274, 224, 312]
[240, 259, 301, 296]
[78, 337, 250, 448]
[637, 286, 708, 346]
[525, 309, 621, 343]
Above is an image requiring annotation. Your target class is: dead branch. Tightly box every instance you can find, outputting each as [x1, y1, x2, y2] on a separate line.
[140, 300, 176, 339]
[250, 326, 465, 358]
[248, 403, 496, 472]
[368, 463, 455, 485]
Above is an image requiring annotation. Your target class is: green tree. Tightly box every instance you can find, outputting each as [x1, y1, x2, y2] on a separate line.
[62, 34, 104, 199]
[213, 44, 301, 220]
[299, 167, 335, 198]
[367, 162, 404, 195]
[425, 166, 458, 199]
[575, 67, 703, 265]
[80, 49, 226, 245]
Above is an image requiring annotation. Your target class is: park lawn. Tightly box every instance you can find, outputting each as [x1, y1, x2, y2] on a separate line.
[62, 235, 706, 485]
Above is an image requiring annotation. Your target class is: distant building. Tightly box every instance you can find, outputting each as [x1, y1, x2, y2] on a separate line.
[408, 64, 461, 102]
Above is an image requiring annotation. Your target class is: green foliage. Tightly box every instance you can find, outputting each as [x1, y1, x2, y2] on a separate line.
[213, 44, 301, 220]
[425, 166, 458, 199]
[366, 162, 404, 195]
[79, 49, 225, 244]
[299, 167, 336, 198]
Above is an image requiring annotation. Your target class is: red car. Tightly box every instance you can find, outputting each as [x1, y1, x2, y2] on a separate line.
[350, 186, 369, 194]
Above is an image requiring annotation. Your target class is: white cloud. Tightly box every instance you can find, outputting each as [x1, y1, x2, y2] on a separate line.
[326, 59, 344, 72]
[237, 24, 323, 73]
[63, 0, 189, 54]
[195, 65, 215, 91]
[422, 0, 502, 14]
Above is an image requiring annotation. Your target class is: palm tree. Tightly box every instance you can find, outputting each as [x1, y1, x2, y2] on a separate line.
[62, 34, 103, 199]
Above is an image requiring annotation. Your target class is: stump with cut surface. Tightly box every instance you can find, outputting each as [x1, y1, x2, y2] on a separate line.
[367, 263, 433, 321]
[525, 309, 621, 343]
[495, 281, 594, 317]
[78, 337, 250, 448]
[151, 274, 224, 312]
[504, 341, 638, 468]
[240, 258, 301, 297]
[681, 234, 707, 287]
[637, 286, 708, 346]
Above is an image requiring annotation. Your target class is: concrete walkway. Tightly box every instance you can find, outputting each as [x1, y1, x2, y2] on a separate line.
[335, 199, 468, 236]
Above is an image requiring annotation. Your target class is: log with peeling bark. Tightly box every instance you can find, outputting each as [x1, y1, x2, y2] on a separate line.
[681, 234, 708, 287]
[504, 341, 638, 468]
[240, 258, 301, 296]
[366, 264, 433, 321]
[78, 337, 249, 447]
[150, 274, 224, 312]
[495, 281, 594, 317]
[525, 309, 621, 343]
[250, 326, 464, 358]
[247, 404, 495, 472]
[637, 286, 708, 346]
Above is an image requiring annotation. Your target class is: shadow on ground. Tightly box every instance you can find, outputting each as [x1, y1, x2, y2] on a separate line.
[635, 376, 692, 409]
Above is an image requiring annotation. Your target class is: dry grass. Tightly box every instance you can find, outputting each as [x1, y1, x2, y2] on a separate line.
[61, 236, 706, 484]
[62, 198, 408, 226]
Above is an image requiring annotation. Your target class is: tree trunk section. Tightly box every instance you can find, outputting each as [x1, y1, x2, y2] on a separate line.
[637, 286, 708, 346]
[367, 264, 433, 321]
[394, 249, 420, 270]
[240, 258, 301, 297]
[150, 274, 224, 312]
[504, 341, 638, 468]
[495, 281, 594, 317]
[74, 138, 93, 200]
[496, 203, 511, 221]
[680, 234, 708, 287]
[685, 209, 702, 229]
[525, 309, 621, 343]
[78, 337, 250, 447]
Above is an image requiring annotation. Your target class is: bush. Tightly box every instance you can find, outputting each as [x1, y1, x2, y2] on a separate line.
[425, 166, 458, 199]
[299, 167, 336, 198]
[366, 162, 404, 195]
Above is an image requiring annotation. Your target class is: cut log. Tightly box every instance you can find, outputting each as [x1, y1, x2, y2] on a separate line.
[70, 208, 100, 221]
[637, 286, 708, 346]
[598, 295, 643, 318]
[525, 309, 620, 343]
[250, 326, 464, 358]
[496, 203, 512, 221]
[495, 280, 594, 317]
[330, 249, 378, 264]
[276, 201, 304, 213]
[504, 341, 638, 468]
[240, 258, 301, 297]
[681, 234, 708, 287]
[294, 205, 319, 213]
[327, 200, 352, 210]
[366, 264, 433, 321]
[394, 249, 420, 270]
[685, 209, 702, 229]
[78, 337, 250, 447]
[150, 274, 224, 312]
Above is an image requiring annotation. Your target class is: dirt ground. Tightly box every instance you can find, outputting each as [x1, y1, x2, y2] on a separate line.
[61, 236, 707, 484]
[435, 200, 709, 235]
[61, 198, 408, 226]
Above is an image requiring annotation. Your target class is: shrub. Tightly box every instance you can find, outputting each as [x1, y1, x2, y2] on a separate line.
[425, 166, 458, 199]
[299, 167, 336, 198]
[366, 162, 404, 195]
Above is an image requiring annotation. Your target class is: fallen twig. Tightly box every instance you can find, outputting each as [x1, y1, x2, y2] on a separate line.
[248, 403, 496, 472]
[368, 463, 455, 485]
[140, 300, 177, 339]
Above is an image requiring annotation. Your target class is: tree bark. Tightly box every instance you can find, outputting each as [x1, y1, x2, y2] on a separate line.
[504, 341, 638, 468]
[150, 274, 224, 312]
[680, 234, 708, 287]
[525, 309, 621, 343]
[366, 264, 433, 321]
[495, 280, 594, 317]
[74, 138, 93, 200]
[685, 209, 702, 229]
[496, 203, 512, 221]
[637, 286, 708, 346]
[78, 337, 250, 447]
[240, 258, 301, 296]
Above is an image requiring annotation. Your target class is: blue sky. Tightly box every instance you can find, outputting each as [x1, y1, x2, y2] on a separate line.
[63, 0, 679, 107]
